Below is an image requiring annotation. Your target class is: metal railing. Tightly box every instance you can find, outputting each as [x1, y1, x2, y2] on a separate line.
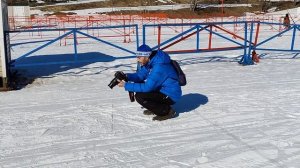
[142, 21, 300, 65]
[8, 21, 300, 67]
[8, 24, 139, 67]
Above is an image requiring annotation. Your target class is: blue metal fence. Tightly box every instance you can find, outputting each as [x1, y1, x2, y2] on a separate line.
[253, 22, 300, 52]
[243, 21, 300, 64]
[142, 21, 300, 65]
[9, 24, 139, 67]
[143, 21, 253, 64]
[8, 21, 300, 67]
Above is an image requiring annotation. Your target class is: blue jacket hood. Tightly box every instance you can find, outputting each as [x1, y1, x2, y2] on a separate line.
[148, 50, 171, 67]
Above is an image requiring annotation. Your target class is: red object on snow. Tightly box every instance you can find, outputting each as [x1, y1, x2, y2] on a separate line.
[252, 50, 259, 63]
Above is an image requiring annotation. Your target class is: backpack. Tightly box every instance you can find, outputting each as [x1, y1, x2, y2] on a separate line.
[171, 60, 187, 86]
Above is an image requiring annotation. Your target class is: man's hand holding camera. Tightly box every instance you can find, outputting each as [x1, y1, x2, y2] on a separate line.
[108, 71, 135, 102]
[117, 79, 125, 87]
[108, 71, 127, 89]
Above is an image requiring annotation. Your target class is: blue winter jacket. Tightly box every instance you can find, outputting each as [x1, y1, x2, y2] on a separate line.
[125, 50, 182, 102]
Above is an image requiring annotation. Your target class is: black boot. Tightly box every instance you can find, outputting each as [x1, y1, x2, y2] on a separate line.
[152, 108, 176, 121]
[143, 109, 154, 115]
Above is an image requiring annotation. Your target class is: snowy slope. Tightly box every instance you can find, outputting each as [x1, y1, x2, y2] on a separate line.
[65, 4, 190, 15]
[30, 4, 190, 16]
[35, 0, 107, 7]
[1, 11, 300, 168]
[1, 51, 300, 168]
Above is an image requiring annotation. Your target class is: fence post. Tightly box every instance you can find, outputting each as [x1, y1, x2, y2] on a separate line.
[143, 25, 146, 45]
[196, 24, 200, 51]
[158, 25, 161, 49]
[123, 17, 126, 43]
[254, 21, 260, 46]
[247, 22, 254, 57]
[135, 25, 139, 50]
[291, 25, 297, 51]
[208, 25, 212, 49]
[73, 29, 78, 62]
[239, 22, 254, 65]
[0, 0, 10, 90]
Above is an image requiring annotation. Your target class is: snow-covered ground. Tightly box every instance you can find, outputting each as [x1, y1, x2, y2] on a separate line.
[30, 4, 191, 16]
[34, 0, 107, 7]
[196, 4, 252, 9]
[268, 6, 300, 17]
[1, 49, 300, 167]
[35, 0, 175, 7]
[66, 4, 190, 15]
[1, 8, 300, 168]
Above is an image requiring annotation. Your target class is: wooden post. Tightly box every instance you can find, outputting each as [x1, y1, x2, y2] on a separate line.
[0, 0, 10, 90]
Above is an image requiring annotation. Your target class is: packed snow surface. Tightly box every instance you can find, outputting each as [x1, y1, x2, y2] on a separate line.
[1, 47, 300, 168]
[1, 9, 300, 168]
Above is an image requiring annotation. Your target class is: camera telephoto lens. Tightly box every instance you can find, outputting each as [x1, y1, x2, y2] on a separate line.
[108, 77, 119, 89]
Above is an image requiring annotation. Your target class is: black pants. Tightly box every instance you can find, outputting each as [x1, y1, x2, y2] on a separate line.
[135, 92, 175, 116]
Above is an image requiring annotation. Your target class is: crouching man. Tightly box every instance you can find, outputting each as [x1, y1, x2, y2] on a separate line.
[117, 44, 182, 121]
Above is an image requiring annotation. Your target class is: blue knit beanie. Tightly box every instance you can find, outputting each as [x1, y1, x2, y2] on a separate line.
[136, 44, 152, 57]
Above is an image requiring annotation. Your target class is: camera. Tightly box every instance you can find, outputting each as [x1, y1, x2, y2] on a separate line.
[108, 71, 135, 102]
[108, 71, 127, 89]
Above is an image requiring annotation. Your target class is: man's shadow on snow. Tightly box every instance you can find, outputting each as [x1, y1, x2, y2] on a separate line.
[173, 93, 208, 115]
